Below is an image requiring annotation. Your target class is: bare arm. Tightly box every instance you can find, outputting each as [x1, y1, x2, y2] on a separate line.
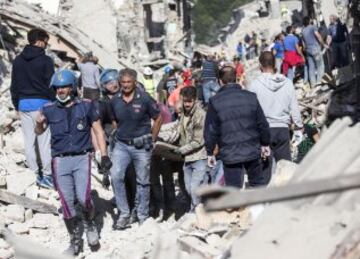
[295, 43, 305, 60]
[151, 115, 162, 142]
[92, 120, 108, 156]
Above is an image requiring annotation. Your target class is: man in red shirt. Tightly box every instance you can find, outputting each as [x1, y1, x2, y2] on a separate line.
[233, 57, 245, 85]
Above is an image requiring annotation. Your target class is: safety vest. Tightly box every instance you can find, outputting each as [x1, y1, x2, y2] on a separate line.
[143, 78, 155, 98]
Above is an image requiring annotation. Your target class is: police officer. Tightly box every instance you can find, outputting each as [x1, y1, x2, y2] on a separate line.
[96, 69, 120, 188]
[35, 69, 112, 255]
[110, 68, 162, 229]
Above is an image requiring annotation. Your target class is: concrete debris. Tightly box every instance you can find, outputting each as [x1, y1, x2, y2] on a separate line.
[0, 176, 6, 188]
[0, 238, 11, 249]
[24, 209, 33, 221]
[8, 222, 30, 235]
[4, 204, 25, 223]
[5, 172, 35, 196]
[230, 117, 360, 259]
[0, 248, 14, 259]
[178, 236, 222, 258]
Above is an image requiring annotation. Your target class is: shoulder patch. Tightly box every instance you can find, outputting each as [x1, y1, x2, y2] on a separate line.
[43, 101, 56, 107]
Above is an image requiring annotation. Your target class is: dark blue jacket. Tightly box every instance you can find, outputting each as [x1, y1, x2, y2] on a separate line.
[10, 45, 55, 110]
[204, 84, 270, 164]
[201, 60, 218, 79]
[42, 99, 100, 157]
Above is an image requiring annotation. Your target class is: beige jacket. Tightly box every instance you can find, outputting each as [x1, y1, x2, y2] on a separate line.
[158, 101, 207, 162]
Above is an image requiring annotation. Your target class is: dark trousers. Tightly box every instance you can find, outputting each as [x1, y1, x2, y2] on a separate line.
[331, 41, 349, 69]
[223, 159, 265, 188]
[150, 156, 176, 214]
[269, 127, 291, 161]
[262, 127, 291, 182]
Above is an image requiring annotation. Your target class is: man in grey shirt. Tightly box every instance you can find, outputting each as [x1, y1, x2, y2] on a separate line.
[77, 54, 101, 100]
[248, 52, 303, 179]
[302, 16, 328, 87]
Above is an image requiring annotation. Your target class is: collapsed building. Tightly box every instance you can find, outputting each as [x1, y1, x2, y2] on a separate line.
[0, 0, 193, 70]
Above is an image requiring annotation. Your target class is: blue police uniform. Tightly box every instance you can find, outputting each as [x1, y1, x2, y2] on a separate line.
[110, 88, 160, 224]
[42, 98, 100, 219]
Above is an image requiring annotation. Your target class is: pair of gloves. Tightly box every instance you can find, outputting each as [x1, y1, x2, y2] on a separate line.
[99, 156, 112, 189]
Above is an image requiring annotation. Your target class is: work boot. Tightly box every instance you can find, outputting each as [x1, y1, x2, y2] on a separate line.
[63, 217, 83, 256]
[114, 217, 129, 230]
[129, 209, 138, 224]
[83, 210, 99, 247]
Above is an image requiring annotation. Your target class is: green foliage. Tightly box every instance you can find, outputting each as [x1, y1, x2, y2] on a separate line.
[193, 0, 250, 45]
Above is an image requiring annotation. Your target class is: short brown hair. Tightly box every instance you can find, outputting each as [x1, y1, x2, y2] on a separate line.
[259, 51, 275, 69]
[219, 66, 236, 84]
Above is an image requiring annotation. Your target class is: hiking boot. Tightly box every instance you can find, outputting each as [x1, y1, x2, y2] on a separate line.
[114, 217, 129, 230]
[36, 175, 54, 189]
[63, 218, 83, 256]
[129, 210, 138, 224]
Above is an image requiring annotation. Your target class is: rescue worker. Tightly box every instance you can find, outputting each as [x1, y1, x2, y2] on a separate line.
[99, 69, 138, 222]
[35, 69, 112, 255]
[110, 68, 162, 229]
[97, 69, 120, 188]
[142, 67, 156, 98]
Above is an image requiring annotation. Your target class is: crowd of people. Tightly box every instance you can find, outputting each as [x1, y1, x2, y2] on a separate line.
[262, 14, 350, 88]
[9, 19, 347, 254]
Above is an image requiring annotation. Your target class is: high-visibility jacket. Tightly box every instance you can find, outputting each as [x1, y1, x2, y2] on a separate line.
[143, 78, 155, 98]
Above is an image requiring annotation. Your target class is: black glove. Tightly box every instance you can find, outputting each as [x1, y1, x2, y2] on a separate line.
[100, 156, 113, 171]
[102, 172, 111, 189]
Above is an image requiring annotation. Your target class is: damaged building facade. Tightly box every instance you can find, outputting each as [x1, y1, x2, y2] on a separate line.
[0, 0, 193, 70]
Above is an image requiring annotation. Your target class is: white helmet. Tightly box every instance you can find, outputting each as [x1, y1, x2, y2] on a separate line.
[143, 66, 153, 76]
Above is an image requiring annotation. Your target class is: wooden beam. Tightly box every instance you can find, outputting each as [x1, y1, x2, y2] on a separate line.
[0, 189, 58, 215]
[204, 173, 360, 211]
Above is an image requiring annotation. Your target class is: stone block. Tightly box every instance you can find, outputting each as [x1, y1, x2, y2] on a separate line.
[25, 209, 33, 221]
[4, 204, 25, 223]
[25, 185, 38, 200]
[8, 222, 30, 234]
[6, 172, 35, 196]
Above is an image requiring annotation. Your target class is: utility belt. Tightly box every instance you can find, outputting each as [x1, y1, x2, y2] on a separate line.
[56, 148, 93, 158]
[117, 134, 153, 151]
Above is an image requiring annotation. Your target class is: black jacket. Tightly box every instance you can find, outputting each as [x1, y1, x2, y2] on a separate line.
[10, 45, 55, 110]
[204, 84, 270, 164]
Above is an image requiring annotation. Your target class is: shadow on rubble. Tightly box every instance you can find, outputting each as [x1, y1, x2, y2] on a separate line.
[91, 190, 117, 235]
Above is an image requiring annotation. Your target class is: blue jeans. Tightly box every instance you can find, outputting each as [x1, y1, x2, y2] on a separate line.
[307, 49, 325, 87]
[111, 142, 151, 221]
[286, 67, 295, 81]
[209, 160, 224, 185]
[183, 159, 207, 211]
[202, 78, 220, 104]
